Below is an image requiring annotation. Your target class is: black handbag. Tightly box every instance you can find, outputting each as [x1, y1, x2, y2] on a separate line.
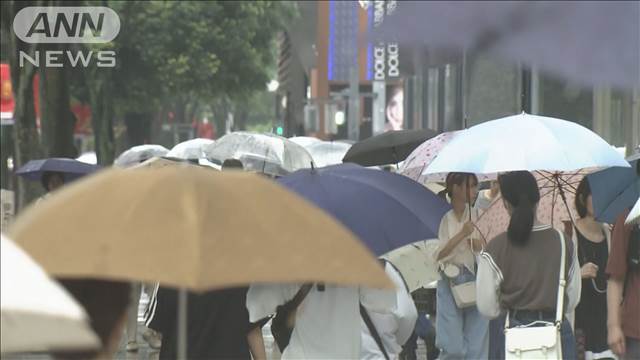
[271, 283, 313, 352]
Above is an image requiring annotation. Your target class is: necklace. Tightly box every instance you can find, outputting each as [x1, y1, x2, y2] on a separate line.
[576, 226, 607, 294]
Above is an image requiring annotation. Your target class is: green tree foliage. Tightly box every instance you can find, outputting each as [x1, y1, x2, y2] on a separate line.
[78, 1, 295, 162]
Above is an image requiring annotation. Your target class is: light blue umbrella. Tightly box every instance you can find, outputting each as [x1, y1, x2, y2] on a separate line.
[423, 113, 629, 177]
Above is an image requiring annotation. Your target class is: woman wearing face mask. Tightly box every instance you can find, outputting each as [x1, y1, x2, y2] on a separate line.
[476, 171, 581, 359]
[434, 172, 489, 359]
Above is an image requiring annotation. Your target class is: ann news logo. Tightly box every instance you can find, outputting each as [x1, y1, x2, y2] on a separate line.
[13, 7, 120, 68]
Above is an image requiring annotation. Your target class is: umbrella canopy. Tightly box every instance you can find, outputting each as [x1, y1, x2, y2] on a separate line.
[381, 239, 441, 293]
[371, 1, 640, 90]
[343, 129, 438, 167]
[587, 154, 639, 224]
[401, 131, 492, 183]
[627, 198, 640, 225]
[130, 156, 199, 170]
[289, 136, 321, 148]
[75, 152, 97, 165]
[278, 164, 451, 256]
[1, 234, 100, 354]
[167, 138, 215, 160]
[9, 166, 392, 291]
[423, 113, 629, 177]
[306, 141, 352, 168]
[475, 171, 583, 242]
[15, 158, 100, 182]
[114, 145, 170, 168]
[204, 132, 314, 174]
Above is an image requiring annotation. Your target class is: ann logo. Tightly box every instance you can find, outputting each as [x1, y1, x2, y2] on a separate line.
[14, 7, 120, 44]
[26, 11, 105, 39]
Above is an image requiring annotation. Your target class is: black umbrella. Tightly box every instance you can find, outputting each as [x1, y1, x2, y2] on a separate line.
[342, 129, 438, 167]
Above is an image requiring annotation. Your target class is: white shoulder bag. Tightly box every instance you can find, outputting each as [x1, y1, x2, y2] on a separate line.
[504, 229, 566, 359]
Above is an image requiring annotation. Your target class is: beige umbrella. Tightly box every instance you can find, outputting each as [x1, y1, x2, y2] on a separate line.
[9, 166, 392, 290]
[1, 234, 100, 354]
[9, 165, 393, 358]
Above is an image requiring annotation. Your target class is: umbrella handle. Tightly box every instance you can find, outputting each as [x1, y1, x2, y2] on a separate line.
[177, 288, 188, 360]
[554, 174, 576, 226]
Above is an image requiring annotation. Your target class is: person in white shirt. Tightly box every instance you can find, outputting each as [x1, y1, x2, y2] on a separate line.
[434, 172, 490, 359]
[247, 283, 396, 359]
[361, 260, 418, 360]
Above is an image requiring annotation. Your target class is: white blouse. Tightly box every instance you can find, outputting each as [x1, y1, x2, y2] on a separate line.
[435, 206, 480, 274]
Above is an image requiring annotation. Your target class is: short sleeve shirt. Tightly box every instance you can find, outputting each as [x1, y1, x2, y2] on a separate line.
[605, 209, 640, 340]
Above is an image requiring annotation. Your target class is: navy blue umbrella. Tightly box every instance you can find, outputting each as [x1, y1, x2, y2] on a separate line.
[15, 158, 100, 182]
[277, 163, 451, 256]
[587, 154, 639, 224]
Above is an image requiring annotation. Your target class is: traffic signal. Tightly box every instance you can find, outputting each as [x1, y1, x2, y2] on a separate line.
[276, 126, 284, 136]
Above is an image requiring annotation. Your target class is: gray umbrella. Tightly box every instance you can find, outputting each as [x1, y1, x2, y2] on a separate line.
[204, 132, 314, 174]
[372, 1, 640, 89]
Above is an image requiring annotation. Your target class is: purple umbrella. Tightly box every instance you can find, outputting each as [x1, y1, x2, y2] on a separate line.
[371, 1, 640, 89]
[278, 163, 451, 255]
[15, 158, 100, 182]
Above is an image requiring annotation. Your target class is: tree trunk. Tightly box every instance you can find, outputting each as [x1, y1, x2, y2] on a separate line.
[89, 70, 115, 165]
[39, 48, 77, 158]
[4, 0, 44, 211]
[236, 107, 248, 131]
[124, 112, 152, 147]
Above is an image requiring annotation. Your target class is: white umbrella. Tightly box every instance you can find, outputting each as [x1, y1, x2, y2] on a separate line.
[1, 234, 100, 354]
[75, 152, 97, 165]
[289, 136, 321, 148]
[626, 198, 640, 225]
[167, 138, 215, 160]
[306, 141, 352, 168]
[424, 113, 629, 178]
[114, 145, 170, 168]
[382, 239, 441, 293]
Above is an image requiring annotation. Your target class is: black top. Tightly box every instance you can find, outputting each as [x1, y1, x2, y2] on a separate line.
[574, 227, 609, 353]
[150, 286, 256, 360]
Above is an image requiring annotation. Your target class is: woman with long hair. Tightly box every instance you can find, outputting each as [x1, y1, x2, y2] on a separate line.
[434, 172, 489, 359]
[476, 171, 581, 359]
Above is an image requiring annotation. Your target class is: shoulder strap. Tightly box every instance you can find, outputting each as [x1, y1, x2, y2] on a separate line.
[380, 259, 410, 293]
[360, 304, 390, 360]
[289, 283, 313, 309]
[555, 229, 567, 326]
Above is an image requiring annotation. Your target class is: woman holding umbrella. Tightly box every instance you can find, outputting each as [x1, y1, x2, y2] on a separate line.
[433, 172, 489, 359]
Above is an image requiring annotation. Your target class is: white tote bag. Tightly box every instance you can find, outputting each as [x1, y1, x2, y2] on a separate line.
[504, 229, 566, 359]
